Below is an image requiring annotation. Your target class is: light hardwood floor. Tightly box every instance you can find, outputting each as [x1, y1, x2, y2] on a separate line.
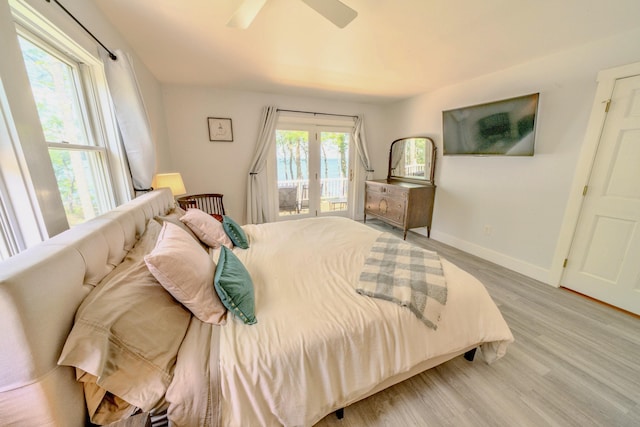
[316, 220, 640, 427]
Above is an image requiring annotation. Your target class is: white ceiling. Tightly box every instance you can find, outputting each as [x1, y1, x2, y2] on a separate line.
[94, 0, 640, 104]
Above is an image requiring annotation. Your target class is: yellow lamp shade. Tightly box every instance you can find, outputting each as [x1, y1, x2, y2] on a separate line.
[153, 173, 186, 196]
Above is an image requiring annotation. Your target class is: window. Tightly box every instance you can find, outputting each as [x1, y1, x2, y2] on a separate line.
[17, 30, 115, 226]
[0, 1, 130, 259]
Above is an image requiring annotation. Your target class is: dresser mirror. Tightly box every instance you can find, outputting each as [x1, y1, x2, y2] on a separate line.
[388, 137, 436, 183]
[366, 136, 437, 239]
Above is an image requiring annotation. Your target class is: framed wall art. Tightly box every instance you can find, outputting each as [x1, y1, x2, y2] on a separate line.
[208, 117, 233, 142]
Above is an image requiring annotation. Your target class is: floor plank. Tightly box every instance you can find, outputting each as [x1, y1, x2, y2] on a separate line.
[315, 220, 640, 427]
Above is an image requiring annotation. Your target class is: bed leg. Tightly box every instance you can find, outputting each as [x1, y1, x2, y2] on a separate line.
[335, 408, 344, 419]
[464, 348, 477, 361]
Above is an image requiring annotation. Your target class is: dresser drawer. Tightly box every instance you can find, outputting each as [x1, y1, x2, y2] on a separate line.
[365, 181, 409, 199]
[364, 179, 436, 239]
[365, 191, 405, 224]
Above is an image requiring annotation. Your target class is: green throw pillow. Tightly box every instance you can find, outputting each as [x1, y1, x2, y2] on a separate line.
[222, 215, 249, 249]
[214, 246, 256, 325]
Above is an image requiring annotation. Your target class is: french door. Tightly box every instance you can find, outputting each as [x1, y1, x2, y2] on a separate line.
[275, 126, 352, 219]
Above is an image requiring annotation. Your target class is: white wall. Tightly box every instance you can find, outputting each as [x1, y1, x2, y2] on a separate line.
[383, 28, 640, 284]
[160, 86, 390, 221]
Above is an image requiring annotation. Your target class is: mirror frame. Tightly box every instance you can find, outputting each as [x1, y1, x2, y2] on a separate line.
[387, 136, 436, 183]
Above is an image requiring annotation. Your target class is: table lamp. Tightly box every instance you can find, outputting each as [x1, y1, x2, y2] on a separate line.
[153, 173, 186, 197]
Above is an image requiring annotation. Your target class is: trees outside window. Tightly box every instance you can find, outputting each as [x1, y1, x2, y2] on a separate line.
[17, 29, 114, 226]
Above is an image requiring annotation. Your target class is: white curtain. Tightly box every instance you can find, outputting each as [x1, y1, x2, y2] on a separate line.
[246, 106, 280, 224]
[353, 116, 374, 179]
[391, 140, 406, 175]
[100, 49, 155, 193]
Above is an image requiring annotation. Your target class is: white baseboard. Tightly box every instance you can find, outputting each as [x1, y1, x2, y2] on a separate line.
[416, 228, 554, 286]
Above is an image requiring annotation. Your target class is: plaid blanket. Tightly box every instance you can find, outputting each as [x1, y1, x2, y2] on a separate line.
[356, 233, 447, 330]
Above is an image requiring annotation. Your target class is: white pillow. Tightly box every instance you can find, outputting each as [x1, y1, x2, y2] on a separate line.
[180, 208, 233, 249]
[145, 222, 227, 324]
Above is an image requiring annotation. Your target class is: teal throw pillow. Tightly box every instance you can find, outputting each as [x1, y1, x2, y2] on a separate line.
[214, 246, 256, 325]
[222, 215, 249, 249]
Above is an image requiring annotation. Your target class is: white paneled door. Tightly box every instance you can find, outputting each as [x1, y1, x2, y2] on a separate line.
[562, 74, 640, 315]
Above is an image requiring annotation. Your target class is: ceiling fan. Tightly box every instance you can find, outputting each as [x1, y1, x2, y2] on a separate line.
[227, 0, 358, 29]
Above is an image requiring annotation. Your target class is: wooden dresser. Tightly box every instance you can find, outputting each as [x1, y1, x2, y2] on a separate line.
[364, 179, 436, 239]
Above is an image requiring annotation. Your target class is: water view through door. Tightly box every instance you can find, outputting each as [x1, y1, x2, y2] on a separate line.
[276, 129, 350, 218]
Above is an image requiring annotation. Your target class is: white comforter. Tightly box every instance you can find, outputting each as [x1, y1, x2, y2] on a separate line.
[166, 217, 513, 427]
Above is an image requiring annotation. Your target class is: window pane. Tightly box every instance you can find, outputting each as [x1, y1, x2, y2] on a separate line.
[49, 148, 109, 226]
[18, 36, 90, 145]
[276, 130, 309, 216]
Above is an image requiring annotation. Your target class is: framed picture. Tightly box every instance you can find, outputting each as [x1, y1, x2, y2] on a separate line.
[208, 117, 233, 142]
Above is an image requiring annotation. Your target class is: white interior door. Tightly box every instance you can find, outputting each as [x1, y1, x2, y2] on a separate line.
[561, 74, 640, 315]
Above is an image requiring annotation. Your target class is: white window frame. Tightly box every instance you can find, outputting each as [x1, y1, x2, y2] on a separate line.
[17, 28, 116, 219]
[11, 0, 132, 225]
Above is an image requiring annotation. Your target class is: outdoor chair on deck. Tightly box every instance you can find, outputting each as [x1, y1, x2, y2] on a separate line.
[279, 187, 298, 214]
[177, 193, 225, 221]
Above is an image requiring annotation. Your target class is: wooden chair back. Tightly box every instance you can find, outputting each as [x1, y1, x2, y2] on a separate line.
[177, 194, 226, 219]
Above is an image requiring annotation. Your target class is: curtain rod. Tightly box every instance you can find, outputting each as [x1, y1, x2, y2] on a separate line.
[45, 0, 117, 61]
[277, 109, 357, 119]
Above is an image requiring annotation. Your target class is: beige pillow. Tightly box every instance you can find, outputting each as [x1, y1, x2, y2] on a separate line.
[58, 220, 191, 424]
[145, 222, 227, 324]
[154, 213, 202, 246]
[180, 208, 233, 249]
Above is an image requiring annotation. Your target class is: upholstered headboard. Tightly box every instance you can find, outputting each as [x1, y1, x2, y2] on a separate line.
[0, 188, 174, 426]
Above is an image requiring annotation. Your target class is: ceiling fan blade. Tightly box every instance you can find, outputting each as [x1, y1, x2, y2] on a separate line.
[300, 0, 358, 28]
[227, 0, 268, 29]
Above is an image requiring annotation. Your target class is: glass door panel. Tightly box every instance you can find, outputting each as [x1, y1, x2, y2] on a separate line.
[276, 130, 309, 217]
[319, 131, 350, 214]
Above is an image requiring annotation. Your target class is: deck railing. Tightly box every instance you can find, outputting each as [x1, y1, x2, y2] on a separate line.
[405, 164, 425, 176]
[278, 177, 348, 212]
[278, 178, 347, 198]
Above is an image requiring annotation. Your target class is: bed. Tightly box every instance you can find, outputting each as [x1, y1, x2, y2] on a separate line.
[0, 188, 513, 426]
